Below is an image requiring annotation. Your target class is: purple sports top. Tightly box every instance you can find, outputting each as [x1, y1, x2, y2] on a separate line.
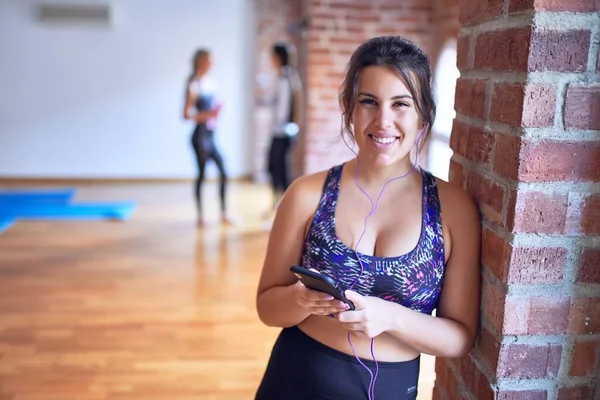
[300, 163, 446, 315]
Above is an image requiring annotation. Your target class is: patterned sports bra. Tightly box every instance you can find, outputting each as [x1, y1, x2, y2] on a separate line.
[300, 163, 446, 315]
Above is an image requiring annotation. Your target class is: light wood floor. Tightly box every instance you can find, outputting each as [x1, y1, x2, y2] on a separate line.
[0, 181, 434, 399]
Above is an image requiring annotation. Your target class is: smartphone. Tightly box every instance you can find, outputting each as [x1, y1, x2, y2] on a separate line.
[290, 265, 355, 310]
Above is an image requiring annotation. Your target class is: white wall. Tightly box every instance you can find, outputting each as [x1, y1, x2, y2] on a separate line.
[0, 0, 255, 179]
[428, 38, 459, 181]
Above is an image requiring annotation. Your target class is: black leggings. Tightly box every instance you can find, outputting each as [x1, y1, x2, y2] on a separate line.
[255, 326, 420, 400]
[267, 136, 292, 192]
[191, 125, 227, 213]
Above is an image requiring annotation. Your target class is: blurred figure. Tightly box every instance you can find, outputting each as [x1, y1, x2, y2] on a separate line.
[266, 42, 303, 215]
[183, 48, 231, 226]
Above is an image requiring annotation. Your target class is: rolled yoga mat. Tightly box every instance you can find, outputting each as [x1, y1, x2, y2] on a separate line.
[0, 189, 76, 206]
[0, 202, 137, 221]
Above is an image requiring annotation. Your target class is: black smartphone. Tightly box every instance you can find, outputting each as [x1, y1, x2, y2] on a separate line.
[290, 265, 355, 310]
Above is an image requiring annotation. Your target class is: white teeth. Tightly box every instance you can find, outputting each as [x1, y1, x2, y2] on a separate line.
[371, 136, 396, 144]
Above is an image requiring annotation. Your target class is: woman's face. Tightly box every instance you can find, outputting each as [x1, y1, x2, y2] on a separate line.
[350, 66, 424, 168]
[271, 52, 282, 70]
[196, 54, 212, 74]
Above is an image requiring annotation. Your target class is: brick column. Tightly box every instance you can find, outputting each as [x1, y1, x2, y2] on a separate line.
[435, 1, 600, 399]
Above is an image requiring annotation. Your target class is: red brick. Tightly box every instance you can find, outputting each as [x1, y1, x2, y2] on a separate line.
[444, 363, 459, 399]
[581, 194, 600, 231]
[459, 0, 504, 25]
[478, 326, 500, 372]
[474, 27, 531, 71]
[458, 354, 477, 396]
[509, 191, 568, 234]
[490, 83, 525, 126]
[492, 134, 521, 180]
[475, 366, 495, 400]
[459, 355, 493, 400]
[450, 120, 493, 165]
[449, 159, 465, 188]
[518, 140, 600, 183]
[508, 0, 534, 11]
[465, 169, 506, 224]
[522, 84, 556, 127]
[434, 358, 448, 388]
[496, 389, 548, 400]
[482, 228, 511, 281]
[504, 295, 529, 334]
[528, 296, 570, 334]
[504, 296, 571, 335]
[557, 386, 596, 400]
[483, 279, 506, 333]
[507, 246, 566, 284]
[568, 297, 600, 335]
[569, 340, 598, 377]
[579, 248, 600, 284]
[510, 0, 598, 12]
[529, 30, 590, 72]
[565, 85, 600, 130]
[490, 83, 556, 127]
[498, 343, 562, 378]
[457, 35, 470, 71]
[454, 79, 487, 119]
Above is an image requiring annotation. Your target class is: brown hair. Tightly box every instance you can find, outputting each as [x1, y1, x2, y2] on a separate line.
[339, 36, 436, 145]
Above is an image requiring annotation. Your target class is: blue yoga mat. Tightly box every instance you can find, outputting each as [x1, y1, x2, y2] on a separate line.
[0, 189, 76, 206]
[0, 202, 137, 221]
[0, 218, 15, 233]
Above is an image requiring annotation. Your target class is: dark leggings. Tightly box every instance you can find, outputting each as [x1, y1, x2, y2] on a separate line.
[267, 136, 292, 192]
[191, 125, 227, 213]
[255, 326, 420, 400]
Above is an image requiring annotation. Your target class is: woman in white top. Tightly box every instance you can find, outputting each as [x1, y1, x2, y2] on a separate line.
[183, 49, 230, 226]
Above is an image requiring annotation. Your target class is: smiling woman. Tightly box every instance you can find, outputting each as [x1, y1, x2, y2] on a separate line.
[254, 36, 481, 400]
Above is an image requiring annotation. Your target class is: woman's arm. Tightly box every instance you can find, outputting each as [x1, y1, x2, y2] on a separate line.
[183, 86, 216, 123]
[338, 184, 482, 358]
[256, 173, 349, 327]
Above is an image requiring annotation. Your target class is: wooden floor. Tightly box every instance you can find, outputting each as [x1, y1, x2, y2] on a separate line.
[0, 181, 435, 399]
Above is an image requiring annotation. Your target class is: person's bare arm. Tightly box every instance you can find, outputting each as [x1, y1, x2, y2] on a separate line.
[338, 182, 481, 357]
[183, 89, 215, 123]
[256, 173, 350, 328]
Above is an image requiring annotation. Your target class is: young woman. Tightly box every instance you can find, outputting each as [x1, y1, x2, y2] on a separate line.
[183, 48, 230, 226]
[255, 36, 481, 400]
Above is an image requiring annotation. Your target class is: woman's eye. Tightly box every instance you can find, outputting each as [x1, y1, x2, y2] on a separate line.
[394, 102, 410, 108]
[359, 99, 377, 106]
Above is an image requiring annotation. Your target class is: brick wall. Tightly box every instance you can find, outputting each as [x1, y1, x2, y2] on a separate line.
[303, 0, 434, 174]
[437, 0, 600, 399]
[251, 0, 304, 182]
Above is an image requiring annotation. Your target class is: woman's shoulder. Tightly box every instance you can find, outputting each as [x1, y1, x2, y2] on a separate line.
[285, 169, 329, 201]
[281, 165, 340, 212]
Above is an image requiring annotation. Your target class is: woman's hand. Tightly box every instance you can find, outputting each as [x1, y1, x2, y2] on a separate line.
[335, 290, 393, 338]
[294, 281, 350, 316]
